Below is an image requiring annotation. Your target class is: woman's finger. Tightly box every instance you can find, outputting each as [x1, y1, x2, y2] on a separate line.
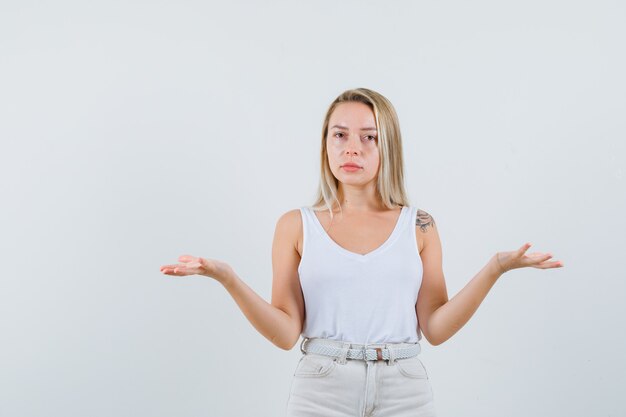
[529, 253, 552, 260]
[535, 260, 563, 269]
[535, 253, 552, 264]
[169, 266, 185, 274]
[526, 253, 552, 265]
[163, 262, 208, 275]
[161, 267, 181, 275]
[519, 243, 531, 254]
[161, 265, 190, 275]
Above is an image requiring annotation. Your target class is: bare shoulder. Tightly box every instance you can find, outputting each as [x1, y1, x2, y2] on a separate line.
[277, 208, 302, 224]
[415, 208, 436, 232]
[276, 208, 303, 255]
[413, 208, 437, 253]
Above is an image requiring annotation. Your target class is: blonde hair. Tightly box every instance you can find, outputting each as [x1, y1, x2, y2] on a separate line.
[311, 88, 410, 219]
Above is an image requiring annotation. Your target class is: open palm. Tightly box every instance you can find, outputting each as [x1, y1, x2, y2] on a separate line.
[496, 243, 564, 273]
[160, 255, 234, 285]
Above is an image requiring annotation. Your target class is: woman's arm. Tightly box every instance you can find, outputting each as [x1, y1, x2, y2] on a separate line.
[221, 267, 302, 351]
[160, 210, 305, 351]
[415, 211, 563, 346]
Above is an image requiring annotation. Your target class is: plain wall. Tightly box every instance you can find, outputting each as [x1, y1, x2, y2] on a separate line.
[1, 1, 624, 416]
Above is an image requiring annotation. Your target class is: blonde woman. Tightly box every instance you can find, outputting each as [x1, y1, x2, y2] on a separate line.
[160, 88, 564, 416]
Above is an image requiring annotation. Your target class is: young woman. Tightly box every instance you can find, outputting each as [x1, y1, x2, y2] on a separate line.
[160, 88, 564, 417]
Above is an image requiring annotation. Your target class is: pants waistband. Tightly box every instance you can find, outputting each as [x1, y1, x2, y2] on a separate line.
[300, 337, 421, 365]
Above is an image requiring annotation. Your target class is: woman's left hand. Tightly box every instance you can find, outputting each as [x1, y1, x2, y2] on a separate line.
[495, 243, 564, 274]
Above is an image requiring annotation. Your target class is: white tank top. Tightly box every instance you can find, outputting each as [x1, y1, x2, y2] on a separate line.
[298, 205, 423, 344]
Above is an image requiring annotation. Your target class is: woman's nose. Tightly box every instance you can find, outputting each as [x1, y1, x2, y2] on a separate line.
[344, 135, 361, 154]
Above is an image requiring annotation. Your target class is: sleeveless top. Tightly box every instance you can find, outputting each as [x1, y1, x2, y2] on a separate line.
[297, 205, 424, 344]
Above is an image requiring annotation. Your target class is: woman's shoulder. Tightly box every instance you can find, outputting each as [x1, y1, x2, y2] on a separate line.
[277, 207, 304, 224]
[413, 207, 436, 232]
[406, 206, 437, 254]
[273, 208, 303, 248]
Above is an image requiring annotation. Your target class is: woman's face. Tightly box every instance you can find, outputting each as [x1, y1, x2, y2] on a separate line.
[326, 101, 380, 187]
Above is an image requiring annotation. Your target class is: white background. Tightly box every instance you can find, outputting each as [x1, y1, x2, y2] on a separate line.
[1, 1, 624, 416]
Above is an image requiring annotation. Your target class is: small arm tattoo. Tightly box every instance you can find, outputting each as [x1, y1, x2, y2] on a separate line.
[415, 209, 435, 232]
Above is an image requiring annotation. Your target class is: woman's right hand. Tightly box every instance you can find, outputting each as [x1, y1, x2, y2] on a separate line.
[495, 243, 563, 274]
[160, 255, 234, 286]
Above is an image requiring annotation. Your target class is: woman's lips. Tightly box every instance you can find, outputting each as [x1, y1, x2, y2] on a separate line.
[341, 165, 361, 172]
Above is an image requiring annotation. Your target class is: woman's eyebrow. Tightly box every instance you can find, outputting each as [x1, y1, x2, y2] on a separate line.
[330, 125, 377, 131]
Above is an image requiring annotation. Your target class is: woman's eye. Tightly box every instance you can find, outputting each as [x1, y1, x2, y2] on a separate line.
[333, 132, 376, 141]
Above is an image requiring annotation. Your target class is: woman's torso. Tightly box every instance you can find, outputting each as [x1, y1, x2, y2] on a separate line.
[296, 204, 425, 344]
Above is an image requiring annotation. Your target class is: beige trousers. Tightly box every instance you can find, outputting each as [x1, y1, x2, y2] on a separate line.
[285, 339, 437, 417]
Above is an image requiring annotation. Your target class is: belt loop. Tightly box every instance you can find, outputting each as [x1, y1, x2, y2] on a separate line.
[337, 342, 350, 365]
[300, 337, 309, 354]
[386, 343, 396, 366]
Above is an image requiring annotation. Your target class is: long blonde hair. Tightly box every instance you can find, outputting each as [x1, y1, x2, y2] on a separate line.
[311, 88, 410, 219]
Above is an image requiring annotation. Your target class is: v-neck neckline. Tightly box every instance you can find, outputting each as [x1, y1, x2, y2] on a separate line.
[308, 206, 407, 261]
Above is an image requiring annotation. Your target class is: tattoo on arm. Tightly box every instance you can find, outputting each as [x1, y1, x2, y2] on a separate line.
[415, 209, 435, 233]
